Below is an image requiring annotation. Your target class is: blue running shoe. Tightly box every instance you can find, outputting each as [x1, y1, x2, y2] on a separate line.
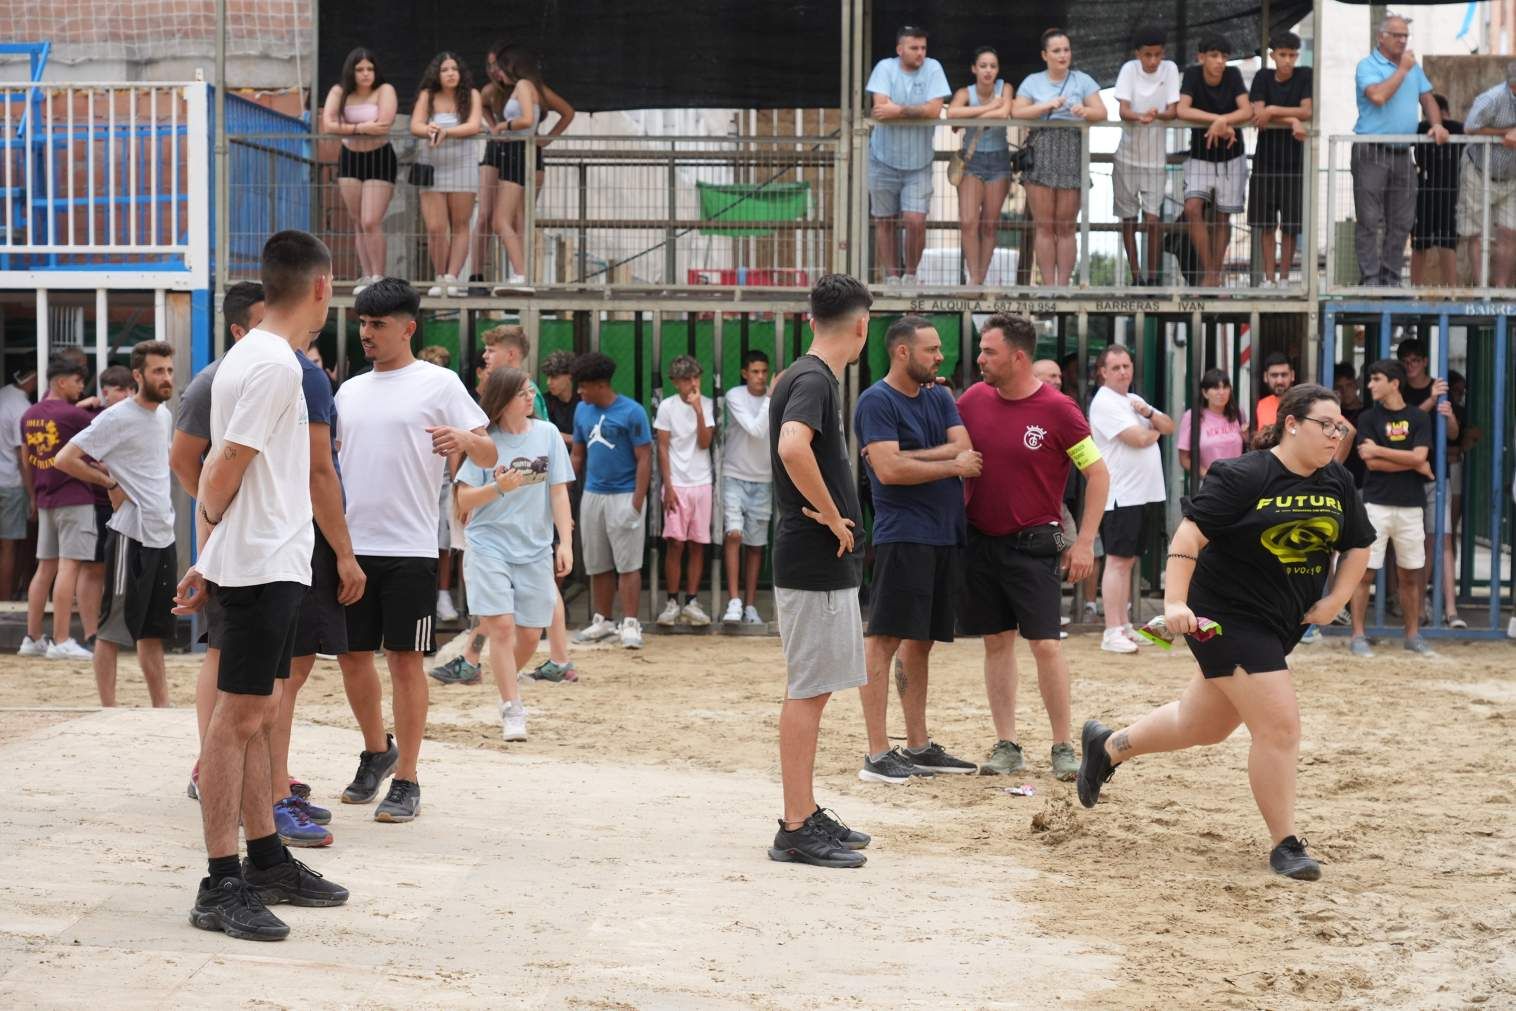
[288, 794, 331, 826]
[274, 798, 333, 848]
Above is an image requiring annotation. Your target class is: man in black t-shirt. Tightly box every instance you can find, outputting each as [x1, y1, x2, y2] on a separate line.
[1177, 34, 1252, 287]
[1350, 358, 1435, 657]
[1396, 337, 1467, 626]
[766, 273, 872, 870]
[1248, 33, 1313, 286]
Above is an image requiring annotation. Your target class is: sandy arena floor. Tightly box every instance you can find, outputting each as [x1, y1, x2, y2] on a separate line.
[0, 629, 1513, 1008]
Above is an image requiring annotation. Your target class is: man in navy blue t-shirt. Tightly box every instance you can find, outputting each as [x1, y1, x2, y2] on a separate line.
[853, 316, 981, 784]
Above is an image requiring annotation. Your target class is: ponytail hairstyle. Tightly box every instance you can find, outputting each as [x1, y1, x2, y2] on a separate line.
[479, 366, 529, 428]
[1255, 382, 1337, 450]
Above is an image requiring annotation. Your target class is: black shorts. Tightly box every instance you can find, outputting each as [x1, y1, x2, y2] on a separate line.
[1100, 504, 1146, 558]
[956, 526, 1062, 640]
[1184, 611, 1298, 678]
[1412, 193, 1458, 250]
[1246, 170, 1303, 233]
[214, 581, 305, 695]
[202, 585, 226, 649]
[337, 143, 398, 184]
[97, 530, 177, 646]
[92, 501, 112, 564]
[293, 528, 349, 657]
[481, 139, 529, 186]
[344, 555, 438, 655]
[865, 541, 960, 642]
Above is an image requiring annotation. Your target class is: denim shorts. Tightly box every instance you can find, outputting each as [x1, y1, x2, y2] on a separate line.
[722, 475, 772, 547]
[963, 147, 1011, 184]
[869, 156, 933, 216]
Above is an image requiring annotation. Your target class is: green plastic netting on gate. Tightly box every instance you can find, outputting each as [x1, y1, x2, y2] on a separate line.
[696, 181, 810, 237]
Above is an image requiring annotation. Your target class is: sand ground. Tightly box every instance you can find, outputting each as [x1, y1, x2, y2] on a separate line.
[0, 629, 1513, 1009]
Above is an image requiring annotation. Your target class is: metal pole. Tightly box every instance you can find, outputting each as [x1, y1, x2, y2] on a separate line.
[1373, 310, 1392, 630]
[214, 0, 229, 357]
[95, 288, 109, 379]
[524, 142, 537, 284]
[1306, 0, 1323, 299]
[1482, 143, 1492, 288]
[1078, 124, 1091, 287]
[710, 311, 724, 621]
[1324, 137, 1337, 293]
[36, 290, 48, 391]
[1489, 315, 1507, 631]
[1430, 312, 1449, 628]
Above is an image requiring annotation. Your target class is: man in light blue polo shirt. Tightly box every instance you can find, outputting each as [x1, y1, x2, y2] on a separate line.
[1459, 65, 1516, 285]
[867, 25, 951, 286]
[1352, 14, 1448, 287]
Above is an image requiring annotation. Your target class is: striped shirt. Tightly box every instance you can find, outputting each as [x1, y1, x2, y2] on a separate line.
[867, 57, 951, 170]
[1464, 81, 1516, 180]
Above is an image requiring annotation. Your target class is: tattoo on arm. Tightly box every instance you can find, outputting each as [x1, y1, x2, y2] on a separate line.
[1111, 730, 1132, 755]
[221, 445, 239, 460]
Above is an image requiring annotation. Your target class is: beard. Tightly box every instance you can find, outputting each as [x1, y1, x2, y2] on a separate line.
[906, 360, 937, 385]
[140, 382, 172, 405]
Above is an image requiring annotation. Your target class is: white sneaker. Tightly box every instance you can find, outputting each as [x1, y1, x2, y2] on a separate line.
[899, 273, 918, 288]
[1101, 628, 1138, 654]
[427, 275, 445, 298]
[436, 591, 459, 623]
[505, 272, 527, 287]
[656, 598, 682, 627]
[1083, 602, 1101, 621]
[721, 597, 744, 624]
[18, 635, 51, 657]
[353, 275, 372, 295]
[499, 700, 527, 742]
[1121, 623, 1146, 648]
[619, 617, 643, 649]
[573, 613, 617, 643]
[681, 599, 711, 627]
[882, 274, 902, 287]
[742, 605, 764, 625]
[445, 274, 465, 297]
[46, 637, 93, 660]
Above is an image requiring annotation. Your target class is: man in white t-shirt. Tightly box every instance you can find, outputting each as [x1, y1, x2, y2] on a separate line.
[1113, 26, 1181, 285]
[0, 368, 36, 600]
[335, 277, 493, 824]
[174, 230, 348, 941]
[653, 354, 716, 627]
[720, 349, 773, 625]
[1087, 345, 1173, 654]
[56, 340, 178, 708]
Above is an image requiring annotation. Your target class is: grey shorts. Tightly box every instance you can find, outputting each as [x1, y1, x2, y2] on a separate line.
[581, 491, 646, 575]
[0, 484, 27, 540]
[775, 586, 866, 700]
[38, 503, 98, 561]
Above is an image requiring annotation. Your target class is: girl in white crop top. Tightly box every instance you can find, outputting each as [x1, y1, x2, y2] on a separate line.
[409, 51, 483, 297]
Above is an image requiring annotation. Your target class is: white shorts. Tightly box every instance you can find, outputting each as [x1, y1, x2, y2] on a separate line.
[1366, 502, 1426, 570]
[1456, 158, 1516, 237]
[1183, 157, 1248, 214]
[1113, 162, 1167, 219]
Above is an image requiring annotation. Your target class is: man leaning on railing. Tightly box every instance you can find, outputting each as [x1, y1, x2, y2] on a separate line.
[1352, 13, 1449, 288]
[1459, 63, 1516, 287]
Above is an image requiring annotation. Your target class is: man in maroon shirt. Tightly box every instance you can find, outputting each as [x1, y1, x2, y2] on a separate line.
[19, 356, 108, 658]
[957, 314, 1111, 780]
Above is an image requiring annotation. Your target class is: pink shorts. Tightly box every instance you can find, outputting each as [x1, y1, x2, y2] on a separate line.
[662, 483, 713, 544]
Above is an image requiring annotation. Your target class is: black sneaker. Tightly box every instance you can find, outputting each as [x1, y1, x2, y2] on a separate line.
[767, 814, 866, 868]
[1269, 835, 1322, 881]
[189, 876, 290, 941]
[341, 733, 399, 804]
[374, 777, 421, 823]
[242, 851, 351, 907]
[1076, 719, 1118, 809]
[858, 747, 930, 784]
[902, 741, 977, 774]
[811, 807, 870, 850]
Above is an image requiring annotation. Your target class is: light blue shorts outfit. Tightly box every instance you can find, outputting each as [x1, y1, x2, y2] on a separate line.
[722, 475, 772, 547]
[961, 80, 1011, 184]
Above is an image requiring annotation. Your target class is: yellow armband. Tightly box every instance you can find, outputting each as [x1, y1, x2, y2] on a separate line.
[1067, 436, 1101, 470]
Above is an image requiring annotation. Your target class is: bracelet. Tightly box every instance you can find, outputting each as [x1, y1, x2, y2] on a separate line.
[1166, 552, 1198, 561]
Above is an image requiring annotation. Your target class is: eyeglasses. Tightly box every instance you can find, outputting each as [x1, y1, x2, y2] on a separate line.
[1301, 416, 1350, 439]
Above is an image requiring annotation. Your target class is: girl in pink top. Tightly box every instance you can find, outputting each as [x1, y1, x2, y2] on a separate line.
[321, 48, 399, 292]
[1178, 368, 1247, 480]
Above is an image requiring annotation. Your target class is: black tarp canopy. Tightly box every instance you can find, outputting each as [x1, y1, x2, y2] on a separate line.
[319, 1, 1316, 112]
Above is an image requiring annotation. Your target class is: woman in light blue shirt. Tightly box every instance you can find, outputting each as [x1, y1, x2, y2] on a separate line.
[948, 47, 1013, 286]
[1013, 28, 1107, 286]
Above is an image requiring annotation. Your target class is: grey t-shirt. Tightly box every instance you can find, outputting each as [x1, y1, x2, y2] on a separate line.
[71, 398, 176, 548]
[175, 358, 221, 441]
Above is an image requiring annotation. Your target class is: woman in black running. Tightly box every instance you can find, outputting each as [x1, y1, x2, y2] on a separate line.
[1077, 383, 1373, 880]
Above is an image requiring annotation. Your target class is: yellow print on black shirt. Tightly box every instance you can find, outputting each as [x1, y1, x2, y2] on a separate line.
[1255, 494, 1341, 568]
[1384, 418, 1410, 442]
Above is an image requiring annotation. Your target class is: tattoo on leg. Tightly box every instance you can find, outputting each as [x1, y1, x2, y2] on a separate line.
[1111, 729, 1132, 755]
[893, 657, 907, 693]
[471, 634, 487, 653]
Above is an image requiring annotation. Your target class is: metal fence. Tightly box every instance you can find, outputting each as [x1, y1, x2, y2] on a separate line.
[1323, 133, 1516, 297]
[222, 129, 842, 293]
[0, 82, 208, 288]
